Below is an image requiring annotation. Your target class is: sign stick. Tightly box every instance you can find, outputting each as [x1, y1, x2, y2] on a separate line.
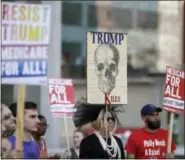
[104, 93, 110, 149]
[16, 85, 26, 154]
[64, 116, 70, 151]
[167, 112, 174, 153]
[105, 104, 108, 146]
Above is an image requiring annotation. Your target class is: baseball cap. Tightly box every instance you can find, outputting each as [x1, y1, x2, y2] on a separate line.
[141, 104, 162, 116]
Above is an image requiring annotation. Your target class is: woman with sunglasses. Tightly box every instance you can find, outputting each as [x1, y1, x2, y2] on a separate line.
[73, 97, 125, 159]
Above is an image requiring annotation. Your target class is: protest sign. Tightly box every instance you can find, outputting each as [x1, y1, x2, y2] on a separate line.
[1, 2, 51, 85]
[48, 78, 75, 118]
[86, 31, 127, 104]
[1, 2, 51, 155]
[163, 66, 184, 114]
[162, 66, 184, 154]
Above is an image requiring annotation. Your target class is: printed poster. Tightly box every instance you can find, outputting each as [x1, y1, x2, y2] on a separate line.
[48, 78, 75, 118]
[1, 2, 51, 85]
[87, 31, 127, 104]
[163, 66, 184, 114]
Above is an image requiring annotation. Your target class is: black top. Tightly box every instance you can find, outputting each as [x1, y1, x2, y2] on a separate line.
[79, 133, 125, 159]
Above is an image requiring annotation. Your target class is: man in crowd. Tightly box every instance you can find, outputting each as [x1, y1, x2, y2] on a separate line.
[125, 104, 176, 159]
[33, 114, 61, 159]
[1, 103, 21, 158]
[8, 102, 40, 159]
[33, 114, 48, 158]
[2, 103, 16, 137]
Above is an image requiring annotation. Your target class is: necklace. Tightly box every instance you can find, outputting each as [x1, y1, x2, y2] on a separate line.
[94, 132, 121, 159]
[106, 135, 118, 158]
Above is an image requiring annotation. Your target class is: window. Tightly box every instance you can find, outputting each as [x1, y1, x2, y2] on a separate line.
[62, 2, 82, 26]
[62, 42, 86, 78]
[112, 8, 133, 29]
[88, 5, 98, 28]
[137, 11, 158, 29]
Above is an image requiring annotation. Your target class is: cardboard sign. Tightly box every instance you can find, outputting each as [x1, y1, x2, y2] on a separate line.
[163, 66, 184, 114]
[48, 78, 75, 118]
[1, 2, 51, 85]
[86, 31, 127, 104]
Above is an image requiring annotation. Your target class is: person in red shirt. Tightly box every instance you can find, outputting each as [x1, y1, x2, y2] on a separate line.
[125, 104, 176, 159]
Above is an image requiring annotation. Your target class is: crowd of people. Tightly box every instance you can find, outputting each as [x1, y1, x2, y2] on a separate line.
[1, 99, 177, 159]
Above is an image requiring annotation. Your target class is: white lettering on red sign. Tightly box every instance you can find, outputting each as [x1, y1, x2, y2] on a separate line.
[48, 78, 75, 118]
[49, 85, 70, 104]
[163, 66, 184, 114]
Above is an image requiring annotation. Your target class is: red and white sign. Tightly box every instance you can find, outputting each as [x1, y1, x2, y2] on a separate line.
[163, 66, 184, 114]
[48, 78, 75, 117]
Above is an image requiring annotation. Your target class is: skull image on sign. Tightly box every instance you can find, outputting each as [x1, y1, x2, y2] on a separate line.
[94, 44, 120, 94]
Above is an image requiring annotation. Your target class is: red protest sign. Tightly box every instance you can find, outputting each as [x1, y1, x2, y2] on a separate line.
[163, 66, 184, 114]
[48, 78, 75, 117]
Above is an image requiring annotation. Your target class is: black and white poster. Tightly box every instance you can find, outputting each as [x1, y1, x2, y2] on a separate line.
[87, 31, 127, 104]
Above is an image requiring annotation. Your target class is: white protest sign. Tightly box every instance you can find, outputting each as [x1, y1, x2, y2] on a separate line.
[1, 2, 51, 85]
[87, 31, 127, 104]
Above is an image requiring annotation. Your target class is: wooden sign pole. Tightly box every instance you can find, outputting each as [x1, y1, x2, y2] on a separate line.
[167, 112, 174, 153]
[16, 85, 26, 155]
[104, 94, 110, 149]
[105, 104, 108, 146]
[64, 116, 70, 151]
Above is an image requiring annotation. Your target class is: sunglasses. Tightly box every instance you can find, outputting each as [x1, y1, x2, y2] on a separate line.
[107, 117, 115, 122]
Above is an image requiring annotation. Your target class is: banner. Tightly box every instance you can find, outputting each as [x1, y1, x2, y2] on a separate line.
[163, 66, 184, 114]
[86, 31, 127, 104]
[48, 78, 75, 118]
[1, 2, 51, 85]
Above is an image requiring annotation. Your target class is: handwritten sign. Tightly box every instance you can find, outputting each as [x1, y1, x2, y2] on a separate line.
[163, 66, 184, 114]
[1, 2, 51, 85]
[87, 31, 127, 104]
[48, 78, 75, 118]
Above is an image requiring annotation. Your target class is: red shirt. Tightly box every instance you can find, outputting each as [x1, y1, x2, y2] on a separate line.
[125, 128, 176, 159]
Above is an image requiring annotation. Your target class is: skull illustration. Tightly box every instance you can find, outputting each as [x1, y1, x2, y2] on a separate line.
[94, 44, 120, 94]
